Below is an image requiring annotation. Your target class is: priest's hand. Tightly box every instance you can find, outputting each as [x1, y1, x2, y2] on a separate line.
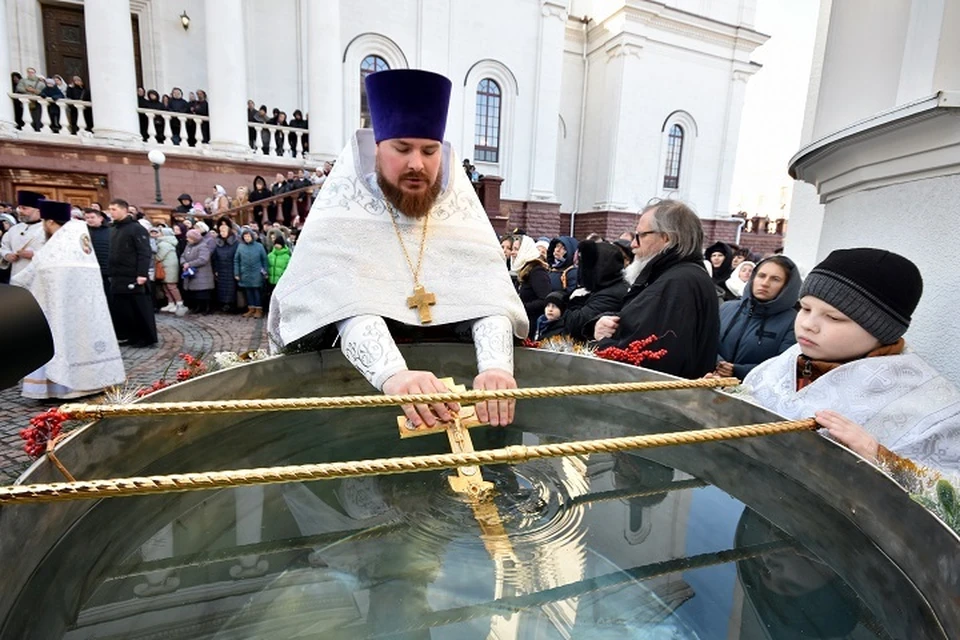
[18, 248, 33, 259]
[594, 315, 619, 340]
[383, 370, 461, 429]
[815, 410, 879, 462]
[3, 253, 18, 262]
[474, 368, 517, 427]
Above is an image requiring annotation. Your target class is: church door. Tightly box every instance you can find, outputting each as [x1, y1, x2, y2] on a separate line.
[42, 6, 144, 87]
[41, 5, 88, 82]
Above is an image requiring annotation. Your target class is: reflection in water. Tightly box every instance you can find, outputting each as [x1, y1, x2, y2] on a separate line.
[8, 427, 892, 639]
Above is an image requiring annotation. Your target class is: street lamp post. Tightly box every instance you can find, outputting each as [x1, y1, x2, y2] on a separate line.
[147, 149, 166, 204]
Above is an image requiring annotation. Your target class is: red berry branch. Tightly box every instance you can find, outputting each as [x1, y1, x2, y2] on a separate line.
[595, 335, 668, 367]
[21, 353, 208, 458]
[136, 352, 207, 397]
[20, 408, 73, 458]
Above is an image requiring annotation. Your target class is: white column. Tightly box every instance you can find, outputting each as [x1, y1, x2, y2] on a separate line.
[205, 0, 250, 153]
[528, 0, 568, 201]
[0, 0, 14, 132]
[712, 69, 752, 218]
[84, 0, 141, 142]
[306, 0, 343, 163]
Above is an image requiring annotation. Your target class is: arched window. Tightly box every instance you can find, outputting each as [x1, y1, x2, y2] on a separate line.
[359, 55, 389, 128]
[663, 124, 684, 189]
[474, 78, 501, 163]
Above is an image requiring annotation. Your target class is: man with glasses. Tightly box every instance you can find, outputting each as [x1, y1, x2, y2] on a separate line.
[588, 199, 719, 378]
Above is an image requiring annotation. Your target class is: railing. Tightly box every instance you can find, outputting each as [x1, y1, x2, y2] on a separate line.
[9, 93, 93, 136]
[8, 92, 309, 160]
[138, 107, 209, 148]
[190, 184, 319, 226]
[247, 121, 309, 159]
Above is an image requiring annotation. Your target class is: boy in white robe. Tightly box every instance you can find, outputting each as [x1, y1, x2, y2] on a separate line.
[744, 248, 960, 471]
[12, 200, 126, 399]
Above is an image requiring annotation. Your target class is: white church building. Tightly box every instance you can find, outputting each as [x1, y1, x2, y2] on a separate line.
[1, 0, 766, 238]
[787, 0, 960, 384]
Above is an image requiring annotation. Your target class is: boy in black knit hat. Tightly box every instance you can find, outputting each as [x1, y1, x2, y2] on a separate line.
[744, 248, 959, 471]
[534, 291, 566, 341]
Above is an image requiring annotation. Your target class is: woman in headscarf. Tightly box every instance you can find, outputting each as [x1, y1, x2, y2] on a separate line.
[212, 220, 240, 313]
[513, 236, 552, 338]
[180, 228, 215, 313]
[211, 185, 230, 215]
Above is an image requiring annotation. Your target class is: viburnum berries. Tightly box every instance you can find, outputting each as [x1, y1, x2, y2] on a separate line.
[20, 408, 71, 458]
[595, 335, 667, 367]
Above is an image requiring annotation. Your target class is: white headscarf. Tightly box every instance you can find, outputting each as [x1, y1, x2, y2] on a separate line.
[511, 236, 542, 272]
[725, 261, 755, 298]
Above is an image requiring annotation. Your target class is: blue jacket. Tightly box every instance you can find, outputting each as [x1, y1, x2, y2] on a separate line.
[234, 238, 268, 288]
[547, 236, 579, 294]
[717, 256, 801, 378]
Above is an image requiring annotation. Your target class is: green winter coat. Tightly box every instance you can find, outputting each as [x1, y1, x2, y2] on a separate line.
[267, 245, 291, 285]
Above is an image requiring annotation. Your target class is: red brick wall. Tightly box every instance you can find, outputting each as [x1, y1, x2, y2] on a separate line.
[500, 199, 562, 237]
[0, 141, 301, 207]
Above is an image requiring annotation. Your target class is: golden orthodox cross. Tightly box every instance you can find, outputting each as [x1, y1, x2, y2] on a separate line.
[406, 284, 436, 324]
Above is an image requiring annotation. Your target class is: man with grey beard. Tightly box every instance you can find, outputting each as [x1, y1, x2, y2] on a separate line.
[589, 199, 719, 378]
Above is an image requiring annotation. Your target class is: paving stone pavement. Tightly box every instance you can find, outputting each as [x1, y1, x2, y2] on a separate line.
[0, 311, 268, 485]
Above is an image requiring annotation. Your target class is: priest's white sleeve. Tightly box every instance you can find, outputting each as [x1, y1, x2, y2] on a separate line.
[472, 315, 514, 375]
[337, 315, 408, 390]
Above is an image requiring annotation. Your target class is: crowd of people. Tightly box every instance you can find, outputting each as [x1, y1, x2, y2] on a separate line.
[10, 68, 92, 133]
[10, 68, 310, 156]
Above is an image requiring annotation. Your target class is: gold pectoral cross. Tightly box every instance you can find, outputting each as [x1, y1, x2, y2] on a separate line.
[407, 284, 436, 324]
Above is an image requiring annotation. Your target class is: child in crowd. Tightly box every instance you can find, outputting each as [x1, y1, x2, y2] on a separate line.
[744, 248, 960, 471]
[534, 291, 566, 341]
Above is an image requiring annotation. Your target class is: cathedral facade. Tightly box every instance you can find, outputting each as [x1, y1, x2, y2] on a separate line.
[2, 0, 766, 237]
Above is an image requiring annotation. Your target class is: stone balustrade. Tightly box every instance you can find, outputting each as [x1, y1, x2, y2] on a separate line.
[246, 121, 309, 158]
[7, 92, 308, 162]
[9, 93, 93, 136]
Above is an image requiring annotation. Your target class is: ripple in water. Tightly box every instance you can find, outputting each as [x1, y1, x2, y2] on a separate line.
[382, 457, 592, 591]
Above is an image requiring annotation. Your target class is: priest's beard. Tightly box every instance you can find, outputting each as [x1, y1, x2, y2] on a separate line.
[376, 165, 443, 219]
[624, 253, 656, 286]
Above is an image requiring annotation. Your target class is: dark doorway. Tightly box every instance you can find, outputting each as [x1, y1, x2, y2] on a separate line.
[41, 4, 144, 88]
[41, 4, 88, 82]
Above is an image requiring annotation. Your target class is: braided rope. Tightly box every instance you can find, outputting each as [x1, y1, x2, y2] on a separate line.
[0, 419, 815, 505]
[59, 377, 740, 419]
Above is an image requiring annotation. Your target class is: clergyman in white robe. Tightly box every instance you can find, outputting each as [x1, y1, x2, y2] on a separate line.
[12, 219, 125, 399]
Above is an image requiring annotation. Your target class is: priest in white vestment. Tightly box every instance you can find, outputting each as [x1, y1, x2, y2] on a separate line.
[12, 200, 126, 399]
[0, 190, 47, 280]
[269, 69, 527, 428]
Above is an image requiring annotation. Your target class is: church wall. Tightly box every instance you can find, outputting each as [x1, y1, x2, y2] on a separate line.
[445, 0, 542, 202]
[581, 40, 734, 219]
[556, 27, 587, 213]
[811, 0, 911, 140]
[149, 0, 207, 96]
[812, 174, 960, 385]
[0, 140, 300, 212]
[242, 0, 302, 118]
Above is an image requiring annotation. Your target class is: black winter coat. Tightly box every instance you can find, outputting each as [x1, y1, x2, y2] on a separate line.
[518, 262, 552, 338]
[212, 234, 239, 305]
[717, 256, 801, 378]
[249, 177, 272, 220]
[543, 240, 626, 340]
[86, 224, 111, 277]
[109, 217, 152, 293]
[597, 249, 719, 379]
